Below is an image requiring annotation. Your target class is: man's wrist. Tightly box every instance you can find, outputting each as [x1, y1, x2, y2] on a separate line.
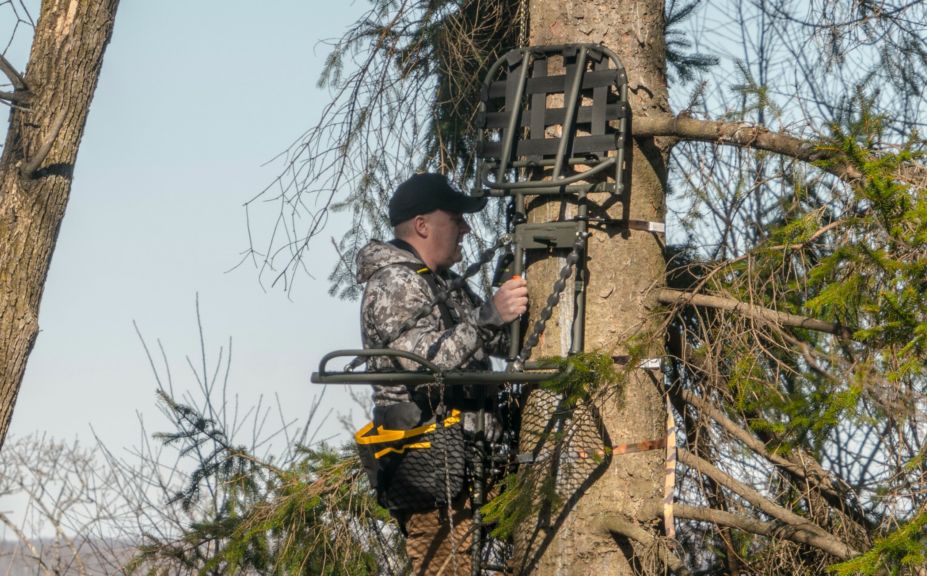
[478, 300, 505, 329]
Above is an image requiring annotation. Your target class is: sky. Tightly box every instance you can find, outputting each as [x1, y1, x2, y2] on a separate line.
[5, 2, 370, 454]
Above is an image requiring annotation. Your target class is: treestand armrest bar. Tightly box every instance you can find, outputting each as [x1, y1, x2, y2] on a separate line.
[311, 349, 564, 385]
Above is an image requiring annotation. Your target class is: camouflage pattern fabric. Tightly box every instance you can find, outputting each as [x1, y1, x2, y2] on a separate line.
[356, 240, 506, 406]
[357, 239, 506, 574]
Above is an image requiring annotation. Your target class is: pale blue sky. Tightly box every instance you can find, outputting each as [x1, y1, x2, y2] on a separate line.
[7, 2, 368, 451]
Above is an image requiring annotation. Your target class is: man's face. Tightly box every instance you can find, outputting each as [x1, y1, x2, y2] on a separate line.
[423, 209, 471, 270]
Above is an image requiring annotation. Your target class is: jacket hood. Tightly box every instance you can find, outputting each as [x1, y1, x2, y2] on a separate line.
[355, 240, 423, 284]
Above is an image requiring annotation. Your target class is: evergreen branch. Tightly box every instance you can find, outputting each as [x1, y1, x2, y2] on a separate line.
[676, 387, 872, 532]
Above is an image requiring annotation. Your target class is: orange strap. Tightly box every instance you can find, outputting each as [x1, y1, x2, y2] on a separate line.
[611, 437, 666, 455]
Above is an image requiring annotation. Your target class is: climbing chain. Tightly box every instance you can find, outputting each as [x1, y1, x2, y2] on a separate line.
[354, 227, 588, 371]
[517, 0, 528, 48]
[515, 232, 588, 368]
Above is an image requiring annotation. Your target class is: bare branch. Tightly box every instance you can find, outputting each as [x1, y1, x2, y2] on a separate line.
[0, 89, 24, 103]
[0, 52, 26, 91]
[597, 515, 690, 576]
[20, 107, 67, 177]
[633, 114, 864, 180]
[639, 501, 854, 560]
[676, 448, 858, 557]
[658, 288, 853, 338]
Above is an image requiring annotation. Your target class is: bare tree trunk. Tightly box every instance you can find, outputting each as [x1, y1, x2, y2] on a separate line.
[514, 0, 671, 574]
[0, 0, 120, 449]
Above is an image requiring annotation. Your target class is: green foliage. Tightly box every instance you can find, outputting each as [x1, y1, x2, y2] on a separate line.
[536, 351, 624, 408]
[665, 0, 719, 84]
[130, 393, 400, 575]
[666, 84, 927, 571]
[829, 510, 927, 575]
[481, 471, 560, 541]
[809, 95, 927, 382]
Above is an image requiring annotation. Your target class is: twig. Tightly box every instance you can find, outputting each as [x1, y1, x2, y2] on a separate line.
[0, 510, 54, 575]
[597, 515, 690, 576]
[21, 106, 67, 177]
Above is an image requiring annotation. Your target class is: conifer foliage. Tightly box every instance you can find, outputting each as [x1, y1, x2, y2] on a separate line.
[252, 1, 927, 573]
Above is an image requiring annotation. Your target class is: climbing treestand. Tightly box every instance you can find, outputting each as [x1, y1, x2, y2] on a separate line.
[475, 43, 632, 367]
[311, 44, 665, 574]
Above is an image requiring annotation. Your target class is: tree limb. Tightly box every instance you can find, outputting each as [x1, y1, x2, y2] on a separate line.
[597, 516, 691, 576]
[0, 90, 24, 103]
[633, 114, 862, 180]
[0, 52, 26, 91]
[639, 501, 854, 560]
[21, 107, 68, 177]
[658, 288, 854, 339]
[678, 388, 852, 504]
[676, 448, 858, 557]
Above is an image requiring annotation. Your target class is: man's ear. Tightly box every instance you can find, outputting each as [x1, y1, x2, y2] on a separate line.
[413, 214, 430, 238]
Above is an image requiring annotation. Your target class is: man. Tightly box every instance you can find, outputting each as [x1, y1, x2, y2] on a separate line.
[356, 173, 527, 575]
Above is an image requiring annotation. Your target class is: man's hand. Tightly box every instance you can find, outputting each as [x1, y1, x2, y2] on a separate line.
[493, 276, 528, 323]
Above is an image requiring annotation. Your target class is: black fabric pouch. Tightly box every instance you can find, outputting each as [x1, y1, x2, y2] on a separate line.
[355, 402, 467, 512]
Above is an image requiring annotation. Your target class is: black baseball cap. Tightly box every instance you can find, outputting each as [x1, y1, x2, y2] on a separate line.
[388, 173, 487, 226]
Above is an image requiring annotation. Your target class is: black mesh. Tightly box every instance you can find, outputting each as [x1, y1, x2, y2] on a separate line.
[356, 410, 468, 513]
[512, 386, 611, 568]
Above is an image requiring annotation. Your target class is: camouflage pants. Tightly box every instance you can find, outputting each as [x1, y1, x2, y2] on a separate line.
[403, 496, 473, 576]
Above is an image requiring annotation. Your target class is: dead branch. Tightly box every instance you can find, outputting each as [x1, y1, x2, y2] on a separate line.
[20, 107, 67, 177]
[0, 52, 26, 91]
[639, 501, 853, 560]
[597, 516, 690, 576]
[676, 449, 857, 557]
[658, 288, 853, 338]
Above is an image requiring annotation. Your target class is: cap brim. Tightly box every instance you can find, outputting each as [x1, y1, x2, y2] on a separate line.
[448, 194, 488, 214]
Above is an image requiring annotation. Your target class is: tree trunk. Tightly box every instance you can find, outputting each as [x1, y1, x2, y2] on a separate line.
[514, 0, 670, 574]
[0, 0, 120, 449]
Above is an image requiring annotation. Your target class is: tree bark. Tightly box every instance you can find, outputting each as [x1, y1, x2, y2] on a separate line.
[0, 0, 121, 449]
[514, 1, 670, 573]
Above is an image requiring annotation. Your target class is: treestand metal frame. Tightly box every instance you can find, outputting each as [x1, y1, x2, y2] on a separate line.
[475, 44, 630, 368]
[310, 44, 631, 575]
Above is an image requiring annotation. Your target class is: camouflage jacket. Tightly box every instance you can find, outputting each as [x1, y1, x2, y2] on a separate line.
[356, 239, 506, 406]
